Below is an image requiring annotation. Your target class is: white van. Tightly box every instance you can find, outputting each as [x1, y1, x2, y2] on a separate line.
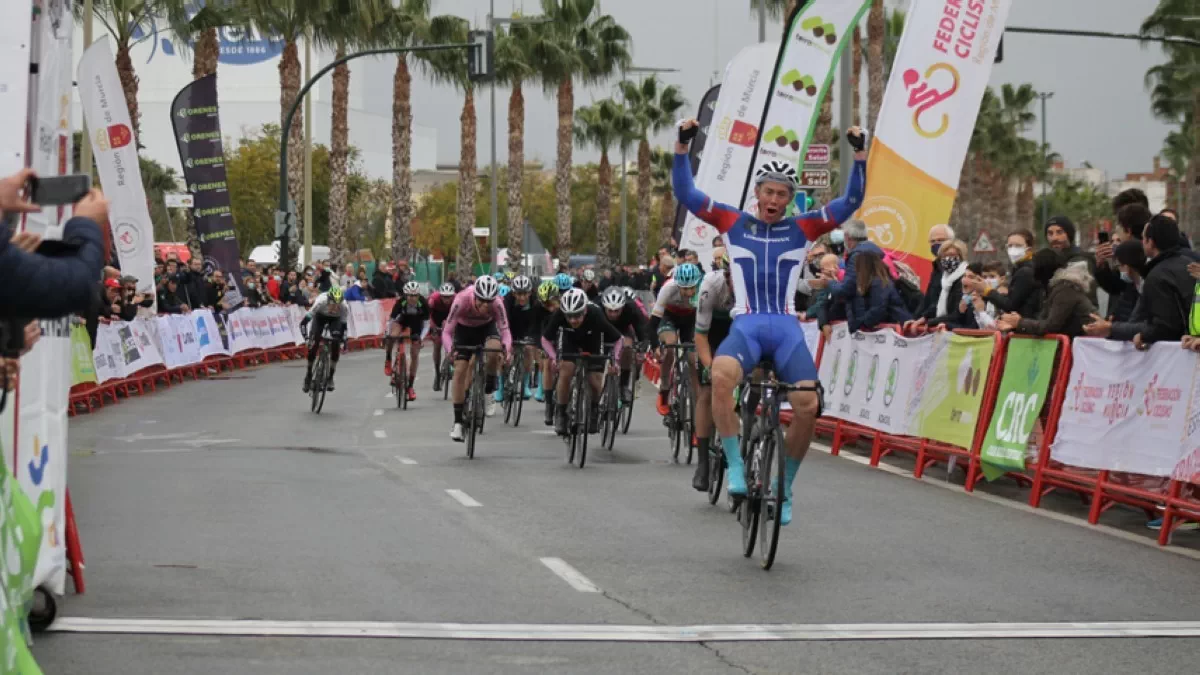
[248, 242, 331, 269]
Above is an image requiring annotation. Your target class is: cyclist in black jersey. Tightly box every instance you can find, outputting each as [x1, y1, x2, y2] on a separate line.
[576, 268, 601, 303]
[386, 282, 430, 401]
[499, 275, 538, 402]
[600, 287, 646, 404]
[428, 283, 456, 391]
[543, 288, 625, 436]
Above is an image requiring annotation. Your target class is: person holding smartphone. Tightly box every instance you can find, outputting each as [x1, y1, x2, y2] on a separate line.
[0, 168, 109, 317]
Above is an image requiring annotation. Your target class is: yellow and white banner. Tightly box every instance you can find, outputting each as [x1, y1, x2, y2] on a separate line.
[859, 0, 1011, 282]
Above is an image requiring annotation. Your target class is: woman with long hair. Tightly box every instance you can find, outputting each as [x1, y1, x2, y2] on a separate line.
[848, 251, 912, 332]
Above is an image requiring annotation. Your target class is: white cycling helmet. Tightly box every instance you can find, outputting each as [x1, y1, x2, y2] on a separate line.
[511, 275, 533, 293]
[473, 275, 499, 301]
[439, 283, 456, 295]
[581, 268, 596, 282]
[600, 287, 627, 311]
[754, 160, 800, 192]
[622, 287, 637, 300]
[403, 281, 421, 295]
[561, 288, 589, 315]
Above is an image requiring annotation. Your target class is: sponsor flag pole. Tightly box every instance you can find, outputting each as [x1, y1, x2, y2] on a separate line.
[737, 0, 872, 214]
[858, 0, 1012, 285]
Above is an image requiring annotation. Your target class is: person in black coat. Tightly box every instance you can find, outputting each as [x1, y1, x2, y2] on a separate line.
[966, 229, 1042, 319]
[847, 251, 912, 332]
[910, 239, 976, 330]
[1044, 215, 1098, 305]
[1104, 240, 1147, 322]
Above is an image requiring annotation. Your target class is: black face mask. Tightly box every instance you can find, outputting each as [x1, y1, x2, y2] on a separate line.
[829, 242, 845, 256]
[808, 261, 821, 276]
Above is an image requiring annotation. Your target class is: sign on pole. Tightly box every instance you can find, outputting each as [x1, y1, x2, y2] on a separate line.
[974, 231, 995, 254]
[165, 193, 194, 208]
[799, 169, 830, 189]
[471, 227, 490, 237]
[804, 144, 830, 165]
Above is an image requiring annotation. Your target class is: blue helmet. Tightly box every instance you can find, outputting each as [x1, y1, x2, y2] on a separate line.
[554, 273, 573, 291]
[493, 271, 507, 282]
[674, 263, 702, 288]
[499, 284, 511, 297]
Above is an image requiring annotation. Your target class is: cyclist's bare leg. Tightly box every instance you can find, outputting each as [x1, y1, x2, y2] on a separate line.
[451, 352, 473, 404]
[484, 337, 503, 377]
[385, 322, 402, 364]
[710, 355, 747, 494]
[658, 330, 678, 400]
[784, 384, 820, 462]
[556, 360, 575, 403]
[431, 332, 443, 375]
[619, 336, 634, 391]
[408, 334, 422, 381]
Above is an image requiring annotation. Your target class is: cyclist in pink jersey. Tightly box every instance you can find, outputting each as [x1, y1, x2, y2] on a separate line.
[442, 277, 513, 441]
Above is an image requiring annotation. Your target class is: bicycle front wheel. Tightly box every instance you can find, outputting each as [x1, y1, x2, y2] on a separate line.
[575, 379, 590, 469]
[312, 351, 328, 414]
[707, 445, 725, 506]
[758, 424, 786, 570]
[398, 352, 409, 410]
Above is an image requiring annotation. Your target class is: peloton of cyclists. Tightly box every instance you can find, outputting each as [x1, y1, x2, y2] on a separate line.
[384, 281, 430, 401]
[673, 117, 869, 525]
[442, 276, 512, 441]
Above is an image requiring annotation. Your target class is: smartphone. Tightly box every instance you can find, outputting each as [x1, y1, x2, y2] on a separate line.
[28, 174, 91, 206]
[1098, 231, 1110, 244]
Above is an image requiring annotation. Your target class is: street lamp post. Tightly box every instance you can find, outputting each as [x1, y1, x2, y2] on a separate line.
[1037, 92, 1054, 226]
[277, 43, 477, 271]
[618, 66, 679, 266]
[486, 3, 549, 274]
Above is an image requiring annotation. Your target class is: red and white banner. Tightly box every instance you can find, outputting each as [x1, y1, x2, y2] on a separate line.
[1051, 338, 1198, 477]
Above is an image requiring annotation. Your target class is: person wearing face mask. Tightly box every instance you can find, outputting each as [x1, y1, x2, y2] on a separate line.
[964, 229, 1042, 319]
[907, 239, 976, 331]
[996, 249, 1095, 337]
[928, 224, 954, 257]
[242, 274, 263, 308]
[828, 228, 846, 257]
[1094, 203, 1152, 321]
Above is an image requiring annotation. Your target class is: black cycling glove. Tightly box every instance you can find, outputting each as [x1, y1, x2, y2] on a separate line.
[678, 122, 699, 145]
[846, 129, 867, 153]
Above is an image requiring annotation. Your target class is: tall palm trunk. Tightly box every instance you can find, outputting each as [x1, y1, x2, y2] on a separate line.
[328, 43, 351, 269]
[851, 26, 862, 128]
[659, 191, 674, 248]
[815, 88, 833, 201]
[506, 79, 525, 273]
[1016, 177, 1035, 229]
[636, 139, 651, 264]
[391, 56, 414, 264]
[555, 77, 574, 262]
[193, 28, 219, 79]
[187, 27, 220, 262]
[596, 150, 612, 267]
[456, 88, 478, 282]
[280, 40, 304, 266]
[115, 43, 140, 141]
[866, 0, 884, 133]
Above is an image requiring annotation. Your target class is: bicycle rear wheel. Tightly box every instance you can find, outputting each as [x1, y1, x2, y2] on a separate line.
[441, 359, 452, 401]
[707, 446, 725, 505]
[669, 374, 685, 463]
[601, 378, 618, 451]
[758, 424, 786, 570]
[621, 368, 637, 434]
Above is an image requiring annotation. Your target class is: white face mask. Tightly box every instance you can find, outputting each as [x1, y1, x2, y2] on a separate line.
[1007, 246, 1027, 263]
[985, 278, 1000, 290]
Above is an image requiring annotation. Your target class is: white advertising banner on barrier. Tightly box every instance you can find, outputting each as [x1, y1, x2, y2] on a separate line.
[77, 38, 158, 304]
[818, 325, 935, 436]
[192, 309, 228, 358]
[678, 42, 776, 266]
[1051, 338, 1197, 477]
[15, 318, 72, 595]
[93, 322, 125, 382]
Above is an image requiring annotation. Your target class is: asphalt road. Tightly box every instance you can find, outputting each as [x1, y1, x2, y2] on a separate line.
[32, 349, 1200, 674]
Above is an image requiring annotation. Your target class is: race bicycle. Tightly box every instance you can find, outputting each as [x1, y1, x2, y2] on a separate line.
[618, 342, 649, 436]
[736, 363, 799, 571]
[503, 338, 538, 427]
[305, 325, 343, 415]
[389, 332, 412, 410]
[561, 348, 613, 469]
[458, 344, 507, 459]
[662, 342, 697, 464]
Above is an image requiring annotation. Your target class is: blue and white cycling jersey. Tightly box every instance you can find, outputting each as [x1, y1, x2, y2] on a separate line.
[671, 152, 866, 317]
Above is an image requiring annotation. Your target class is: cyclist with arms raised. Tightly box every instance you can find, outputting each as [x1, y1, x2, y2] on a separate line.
[674, 117, 868, 524]
[300, 285, 349, 393]
[442, 276, 512, 441]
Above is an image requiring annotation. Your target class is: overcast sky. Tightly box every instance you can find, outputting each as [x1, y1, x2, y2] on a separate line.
[405, 0, 1175, 180]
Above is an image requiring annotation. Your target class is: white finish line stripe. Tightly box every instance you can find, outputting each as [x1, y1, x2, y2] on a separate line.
[539, 558, 600, 593]
[395, 456, 418, 465]
[47, 619, 1200, 641]
[445, 489, 481, 507]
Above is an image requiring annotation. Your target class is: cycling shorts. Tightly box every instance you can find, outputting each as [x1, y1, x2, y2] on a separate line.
[453, 321, 500, 359]
[390, 317, 424, 334]
[716, 314, 816, 384]
[658, 312, 695, 342]
[703, 318, 732, 352]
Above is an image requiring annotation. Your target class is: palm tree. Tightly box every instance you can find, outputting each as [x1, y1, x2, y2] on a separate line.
[1141, 0, 1200, 233]
[419, 17, 476, 281]
[313, 1, 390, 268]
[494, 21, 538, 273]
[619, 76, 685, 264]
[530, 0, 632, 263]
[84, 1, 167, 142]
[574, 99, 633, 267]
[866, 0, 884, 132]
[243, 0, 331, 266]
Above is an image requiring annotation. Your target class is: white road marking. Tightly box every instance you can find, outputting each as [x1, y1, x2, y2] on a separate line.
[384, 391, 393, 397]
[808, 441, 1200, 562]
[373, 409, 384, 416]
[48, 618, 1200, 642]
[394, 456, 418, 465]
[373, 430, 387, 439]
[539, 557, 600, 593]
[114, 432, 200, 443]
[169, 439, 239, 448]
[445, 489, 482, 508]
